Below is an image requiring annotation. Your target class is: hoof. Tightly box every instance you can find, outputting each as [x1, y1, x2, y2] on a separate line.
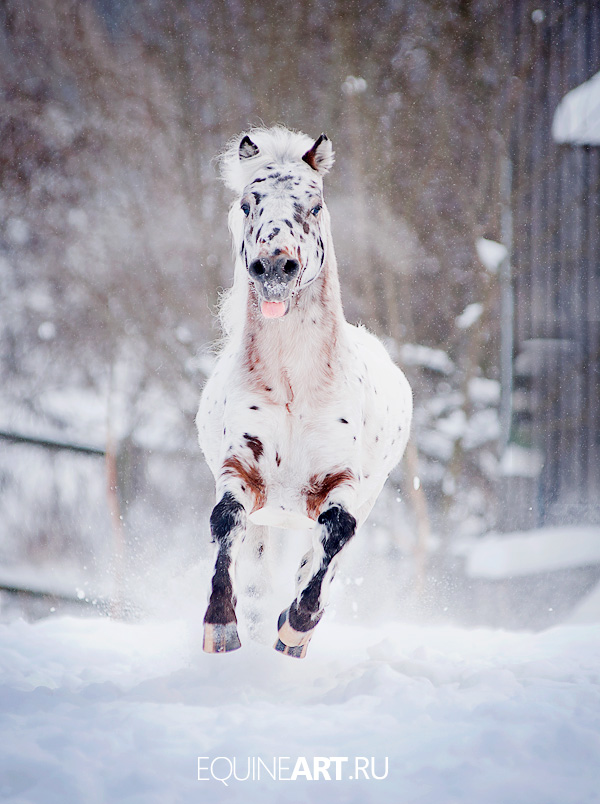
[203, 622, 241, 653]
[273, 608, 316, 659]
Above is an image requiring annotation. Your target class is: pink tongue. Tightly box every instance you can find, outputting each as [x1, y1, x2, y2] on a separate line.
[261, 301, 286, 319]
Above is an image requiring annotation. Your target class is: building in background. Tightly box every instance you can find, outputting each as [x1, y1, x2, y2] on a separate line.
[501, 1, 600, 529]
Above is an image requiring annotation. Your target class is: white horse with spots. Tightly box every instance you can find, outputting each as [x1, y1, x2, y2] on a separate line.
[197, 127, 412, 658]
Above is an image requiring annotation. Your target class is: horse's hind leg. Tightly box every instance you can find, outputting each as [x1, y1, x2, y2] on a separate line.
[203, 492, 246, 653]
[239, 523, 271, 643]
[275, 505, 356, 658]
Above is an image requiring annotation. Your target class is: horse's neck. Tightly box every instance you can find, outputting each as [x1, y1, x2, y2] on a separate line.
[240, 258, 347, 405]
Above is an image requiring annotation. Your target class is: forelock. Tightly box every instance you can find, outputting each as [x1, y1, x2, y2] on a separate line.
[219, 126, 324, 194]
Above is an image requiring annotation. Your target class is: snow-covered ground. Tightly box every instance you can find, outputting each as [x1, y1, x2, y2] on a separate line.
[1, 608, 600, 803]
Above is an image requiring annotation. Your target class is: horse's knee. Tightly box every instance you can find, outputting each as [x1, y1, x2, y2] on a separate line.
[318, 504, 357, 560]
[210, 491, 245, 545]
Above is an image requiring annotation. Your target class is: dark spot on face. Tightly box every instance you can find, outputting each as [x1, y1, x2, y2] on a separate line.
[252, 177, 266, 184]
[303, 222, 310, 234]
[275, 452, 281, 467]
[284, 219, 293, 229]
[375, 436, 379, 443]
[268, 227, 280, 240]
[268, 172, 281, 179]
[252, 192, 262, 204]
[265, 386, 272, 392]
[339, 418, 348, 424]
[250, 405, 259, 410]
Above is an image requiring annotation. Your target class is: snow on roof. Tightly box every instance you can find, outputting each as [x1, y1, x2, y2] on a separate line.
[552, 70, 600, 145]
[466, 525, 600, 579]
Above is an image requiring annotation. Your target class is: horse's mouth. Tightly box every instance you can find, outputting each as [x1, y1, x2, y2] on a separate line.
[249, 258, 300, 319]
[260, 298, 291, 319]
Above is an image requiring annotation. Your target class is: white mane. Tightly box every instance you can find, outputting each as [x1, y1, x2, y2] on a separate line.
[219, 126, 334, 194]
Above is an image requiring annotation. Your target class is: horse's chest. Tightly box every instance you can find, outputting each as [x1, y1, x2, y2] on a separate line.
[241, 397, 358, 479]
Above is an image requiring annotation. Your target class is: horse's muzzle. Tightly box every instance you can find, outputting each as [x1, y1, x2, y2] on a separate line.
[248, 255, 300, 301]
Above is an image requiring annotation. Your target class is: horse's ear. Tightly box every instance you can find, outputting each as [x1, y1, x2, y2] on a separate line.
[302, 134, 334, 175]
[239, 135, 260, 160]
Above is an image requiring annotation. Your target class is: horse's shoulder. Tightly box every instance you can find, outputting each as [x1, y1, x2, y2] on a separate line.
[345, 324, 408, 377]
[345, 322, 389, 357]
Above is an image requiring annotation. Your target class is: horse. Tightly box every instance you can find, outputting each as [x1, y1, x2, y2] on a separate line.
[196, 127, 412, 658]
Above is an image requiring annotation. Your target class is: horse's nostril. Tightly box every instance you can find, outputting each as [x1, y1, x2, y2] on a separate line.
[283, 259, 299, 276]
[249, 259, 265, 277]
[250, 256, 298, 281]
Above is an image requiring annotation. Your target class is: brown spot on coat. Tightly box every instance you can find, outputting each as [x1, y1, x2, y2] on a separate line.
[243, 433, 263, 462]
[222, 456, 266, 512]
[304, 468, 355, 518]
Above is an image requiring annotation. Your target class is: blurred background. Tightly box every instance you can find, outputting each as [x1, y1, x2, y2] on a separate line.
[1, 0, 598, 628]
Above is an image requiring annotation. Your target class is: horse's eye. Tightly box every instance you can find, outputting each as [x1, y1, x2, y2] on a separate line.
[241, 202, 251, 217]
[311, 204, 322, 216]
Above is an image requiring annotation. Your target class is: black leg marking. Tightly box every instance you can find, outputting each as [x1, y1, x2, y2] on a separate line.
[209, 491, 243, 546]
[275, 504, 357, 658]
[204, 551, 236, 625]
[203, 493, 245, 653]
[318, 505, 357, 560]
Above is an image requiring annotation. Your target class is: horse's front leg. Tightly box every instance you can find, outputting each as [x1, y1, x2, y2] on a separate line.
[275, 504, 356, 658]
[203, 491, 246, 653]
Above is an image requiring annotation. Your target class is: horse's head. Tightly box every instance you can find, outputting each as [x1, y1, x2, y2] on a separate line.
[223, 128, 334, 319]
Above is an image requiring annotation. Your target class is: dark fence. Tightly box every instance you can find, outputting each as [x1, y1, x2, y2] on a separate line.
[502, 0, 600, 529]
